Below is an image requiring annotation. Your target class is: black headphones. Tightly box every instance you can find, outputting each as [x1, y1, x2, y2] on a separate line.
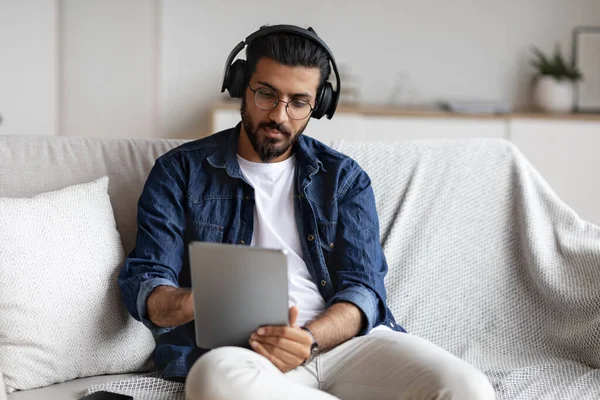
[221, 25, 341, 120]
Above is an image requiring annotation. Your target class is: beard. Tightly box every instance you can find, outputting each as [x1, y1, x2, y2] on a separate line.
[240, 96, 309, 163]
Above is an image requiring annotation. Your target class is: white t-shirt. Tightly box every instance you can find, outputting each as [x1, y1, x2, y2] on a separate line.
[237, 154, 326, 326]
[237, 154, 391, 333]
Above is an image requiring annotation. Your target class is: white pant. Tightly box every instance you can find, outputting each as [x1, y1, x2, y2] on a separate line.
[185, 330, 495, 400]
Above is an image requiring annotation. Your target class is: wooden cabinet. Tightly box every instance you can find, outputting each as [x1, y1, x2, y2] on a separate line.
[298, 114, 507, 142]
[211, 105, 507, 142]
[360, 116, 506, 141]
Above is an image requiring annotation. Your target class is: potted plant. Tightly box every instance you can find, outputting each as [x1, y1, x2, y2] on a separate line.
[530, 44, 583, 113]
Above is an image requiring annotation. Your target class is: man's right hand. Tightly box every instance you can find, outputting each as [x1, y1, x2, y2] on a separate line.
[147, 286, 194, 328]
[249, 306, 313, 373]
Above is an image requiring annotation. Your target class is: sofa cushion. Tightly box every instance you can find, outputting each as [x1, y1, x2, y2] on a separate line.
[6, 374, 138, 400]
[0, 178, 155, 393]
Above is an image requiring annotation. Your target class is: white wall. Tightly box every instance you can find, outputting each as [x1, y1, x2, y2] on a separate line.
[60, 0, 158, 138]
[0, 1, 57, 136]
[3, 1, 599, 138]
[160, 0, 600, 138]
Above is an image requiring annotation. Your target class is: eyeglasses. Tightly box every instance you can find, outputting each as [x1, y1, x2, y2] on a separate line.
[248, 84, 314, 120]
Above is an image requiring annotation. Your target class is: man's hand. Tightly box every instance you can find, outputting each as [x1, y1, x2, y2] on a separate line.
[249, 306, 313, 373]
[146, 286, 194, 328]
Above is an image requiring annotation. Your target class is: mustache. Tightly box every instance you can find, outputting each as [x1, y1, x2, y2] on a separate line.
[258, 121, 291, 136]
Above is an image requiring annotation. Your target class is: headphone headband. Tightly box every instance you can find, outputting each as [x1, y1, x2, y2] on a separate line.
[221, 25, 340, 119]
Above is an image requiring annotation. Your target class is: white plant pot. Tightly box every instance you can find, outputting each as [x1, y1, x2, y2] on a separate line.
[533, 76, 575, 113]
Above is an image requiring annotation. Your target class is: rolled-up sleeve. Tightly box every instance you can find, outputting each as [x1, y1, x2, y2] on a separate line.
[326, 168, 389, 335]
[118, 155, 187, 336]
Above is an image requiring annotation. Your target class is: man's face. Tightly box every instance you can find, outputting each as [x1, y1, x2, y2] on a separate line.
[239, 57, 321, 163]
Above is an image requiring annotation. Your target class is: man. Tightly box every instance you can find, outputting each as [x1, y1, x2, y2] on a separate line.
[118, 25, 495, 400]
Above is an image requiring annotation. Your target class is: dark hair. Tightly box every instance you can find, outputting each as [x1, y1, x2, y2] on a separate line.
[245, 26, 331, 93]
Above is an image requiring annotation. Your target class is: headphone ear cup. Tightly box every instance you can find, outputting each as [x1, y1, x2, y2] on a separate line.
[312, 82, 333, 119]
[226, 59, 247, 98]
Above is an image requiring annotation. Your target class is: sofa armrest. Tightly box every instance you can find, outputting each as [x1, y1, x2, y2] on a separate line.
[0, 371, 7, 400]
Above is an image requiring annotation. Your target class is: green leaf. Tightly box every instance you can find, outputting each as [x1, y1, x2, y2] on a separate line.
[530, 44, 582, 81]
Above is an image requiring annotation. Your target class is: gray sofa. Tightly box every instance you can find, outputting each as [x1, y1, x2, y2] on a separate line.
[2, 134, 600, 400]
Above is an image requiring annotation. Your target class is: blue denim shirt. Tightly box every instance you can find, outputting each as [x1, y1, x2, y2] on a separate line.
[118, 124, 405, 380]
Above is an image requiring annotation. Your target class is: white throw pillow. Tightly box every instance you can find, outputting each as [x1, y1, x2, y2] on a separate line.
[0, 177, 156, 393]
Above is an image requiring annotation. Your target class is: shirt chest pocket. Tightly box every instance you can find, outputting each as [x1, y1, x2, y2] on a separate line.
[189, 220, 224, 243]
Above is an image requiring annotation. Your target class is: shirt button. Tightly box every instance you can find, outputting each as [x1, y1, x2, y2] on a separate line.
[239, 240, 245, 244]
[307, 234, 315, 241]
[321, 280, 327, 287]
[329, 242, 335, 248]
[244, 196, 249, 200]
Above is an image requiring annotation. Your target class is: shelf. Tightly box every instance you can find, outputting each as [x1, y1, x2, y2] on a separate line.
[212, 101, 600, 122]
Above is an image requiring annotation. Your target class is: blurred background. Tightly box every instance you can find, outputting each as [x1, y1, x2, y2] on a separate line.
[1, 0, 599, 139]
[1, 0, 600, 224]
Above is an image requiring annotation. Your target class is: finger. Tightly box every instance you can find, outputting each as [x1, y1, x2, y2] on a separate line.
[251, 334, 310, 360]
[256, 326, 312, 345]
[259, 341, 304, 367]
[250, 340, 293, 373]
[288, 306, 299, 327]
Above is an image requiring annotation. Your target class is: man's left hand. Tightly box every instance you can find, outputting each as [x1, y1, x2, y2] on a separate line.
[249, 305, 313, 373]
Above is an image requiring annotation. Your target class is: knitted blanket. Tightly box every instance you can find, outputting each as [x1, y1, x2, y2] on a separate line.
[335, 139, 600, 399]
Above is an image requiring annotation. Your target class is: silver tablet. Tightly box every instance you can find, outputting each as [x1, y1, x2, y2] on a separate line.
[188, 242, 289, 349]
